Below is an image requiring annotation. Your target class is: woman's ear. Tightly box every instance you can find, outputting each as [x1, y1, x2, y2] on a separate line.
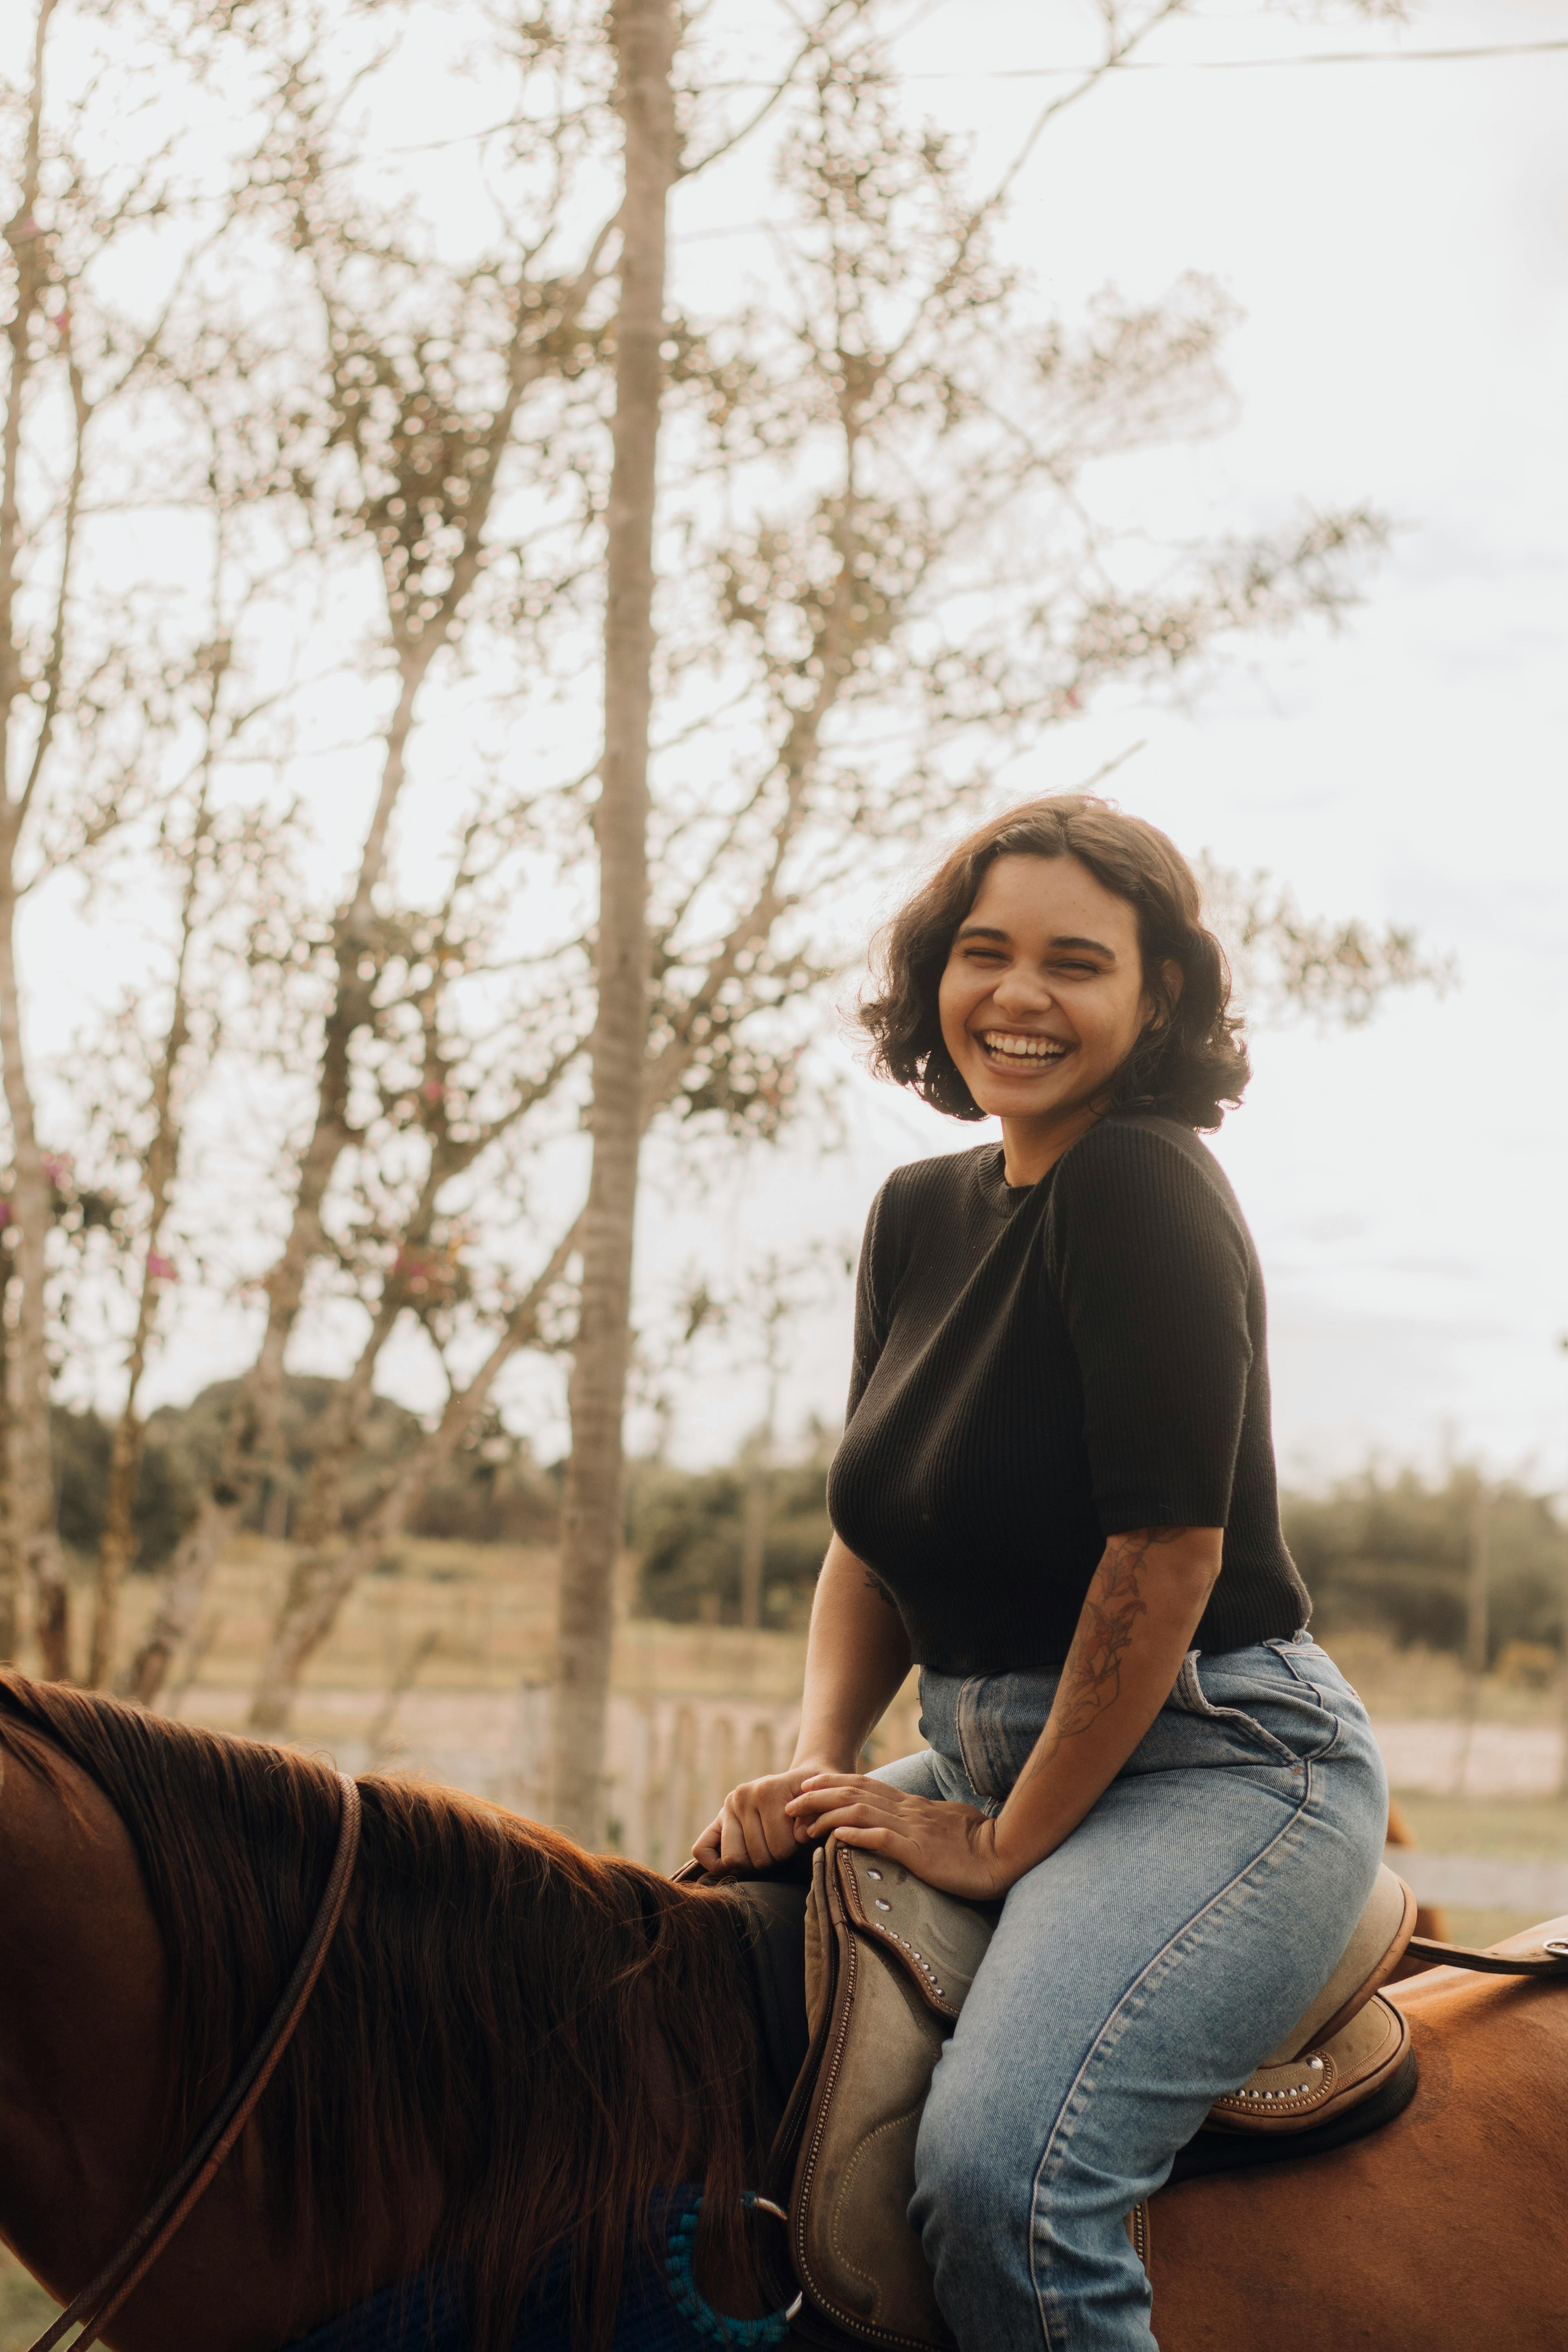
[1161, 958, 1183, 1005]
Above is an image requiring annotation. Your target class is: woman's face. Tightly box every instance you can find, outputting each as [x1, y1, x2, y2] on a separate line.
[937, 853, 1159, 1171]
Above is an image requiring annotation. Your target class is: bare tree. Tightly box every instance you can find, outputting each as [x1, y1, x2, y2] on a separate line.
[74, 608, 296, 1684]
[122, 9, 620, 1703]
[1199, 855, 1454, 1028]
[242, 813, 590, 1733]
[84, 741, 217, 1686]
[0, 0, 223, 1672]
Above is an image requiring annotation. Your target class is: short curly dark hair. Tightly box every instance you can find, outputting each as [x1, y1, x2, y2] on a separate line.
[858, 795, 1249, 1131]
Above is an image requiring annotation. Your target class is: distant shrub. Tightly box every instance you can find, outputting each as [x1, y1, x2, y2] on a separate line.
[628, 1448, 1568, 1661]
[51, 1406, 199, 1572]
[59, 1378, 559, 1566]
[1282, 1466, 1568, 1660]
[629, 1434, 835, 1629]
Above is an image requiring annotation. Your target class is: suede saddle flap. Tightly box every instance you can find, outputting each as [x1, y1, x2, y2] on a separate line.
[774, 1838, 998, 2351]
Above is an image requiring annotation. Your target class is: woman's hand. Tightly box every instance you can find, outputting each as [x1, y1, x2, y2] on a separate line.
[692, 1764, 844, 1876]
[786, 1772, 1018, 1902]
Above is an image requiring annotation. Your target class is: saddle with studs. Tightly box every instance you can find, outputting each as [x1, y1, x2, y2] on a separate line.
[728, 1838, 1428, 2352]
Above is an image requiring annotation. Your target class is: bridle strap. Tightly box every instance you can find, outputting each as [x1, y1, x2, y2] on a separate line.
[29, 1771, 361, 2352]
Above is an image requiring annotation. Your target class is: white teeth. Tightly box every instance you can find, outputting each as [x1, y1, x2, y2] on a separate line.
[979, 1033, 1068, 1062]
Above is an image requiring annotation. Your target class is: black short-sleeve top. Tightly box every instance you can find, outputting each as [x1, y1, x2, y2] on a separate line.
[825, 1112, 1309, 1673]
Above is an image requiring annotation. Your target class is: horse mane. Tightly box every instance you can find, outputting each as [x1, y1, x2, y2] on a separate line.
[0, 1670, 765, 2352]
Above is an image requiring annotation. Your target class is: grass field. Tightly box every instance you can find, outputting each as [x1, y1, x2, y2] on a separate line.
[0, 2257, 54, 2351]
[1387, 1789, 1568, 1944]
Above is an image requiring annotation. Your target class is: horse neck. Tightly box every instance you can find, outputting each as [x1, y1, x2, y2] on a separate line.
[0, 1740, 170, 2306]
[0, 1738, 377, 2352]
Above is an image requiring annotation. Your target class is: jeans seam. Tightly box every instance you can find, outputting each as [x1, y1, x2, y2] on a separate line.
[1024, 1762, 1321, 2351]
[955, 1675, 993, 1798]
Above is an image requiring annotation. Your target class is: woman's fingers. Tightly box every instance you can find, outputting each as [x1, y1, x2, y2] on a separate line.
[692, 1811, 724, 1870]
[713, 1775, 802, 1871]
[826, 1821, 902, 1854]
[789, 1775, 904, 1824]
[700, 1766, 878, 1877]
[717, 1791, 761, 1870]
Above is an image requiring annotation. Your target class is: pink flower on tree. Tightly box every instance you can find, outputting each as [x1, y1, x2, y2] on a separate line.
[147, 1250, 178, 1283]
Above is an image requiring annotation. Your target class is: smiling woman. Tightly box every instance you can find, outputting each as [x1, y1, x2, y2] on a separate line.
[694, 796, 1387, 2352]
[859, 794, 1249, 1147]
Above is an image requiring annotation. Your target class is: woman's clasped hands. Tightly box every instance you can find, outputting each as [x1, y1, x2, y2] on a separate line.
[693, 1765, 1019, 1902]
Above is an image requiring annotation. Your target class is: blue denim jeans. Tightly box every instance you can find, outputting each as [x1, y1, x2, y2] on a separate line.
[873, 1635, 1387, 2352]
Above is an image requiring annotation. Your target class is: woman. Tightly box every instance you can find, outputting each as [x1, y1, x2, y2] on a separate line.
[694, 797, 1388, 2352]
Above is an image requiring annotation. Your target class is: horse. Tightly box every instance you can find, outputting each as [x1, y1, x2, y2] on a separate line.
[1, 1668, 1564, 2352]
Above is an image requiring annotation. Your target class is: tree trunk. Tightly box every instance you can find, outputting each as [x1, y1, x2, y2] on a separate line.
[89, 1405, 143, 1687]
[0, 0, 70, 1679]
[548, 0, 677, 1849]
[90, 1000, 186, 1687]
[0, 1234, 17, 1659]
[739, 1452, 767, 1631]
[0, 863, 70, 1677]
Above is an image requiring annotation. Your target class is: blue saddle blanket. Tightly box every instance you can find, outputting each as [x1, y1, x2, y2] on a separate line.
[286, 2259, 712, 2352]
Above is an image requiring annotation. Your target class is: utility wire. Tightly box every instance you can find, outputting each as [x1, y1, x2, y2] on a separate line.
[902, 36, 1568, 80]
[703, 36, 1568, 91]
[386, 36, 1568, 161]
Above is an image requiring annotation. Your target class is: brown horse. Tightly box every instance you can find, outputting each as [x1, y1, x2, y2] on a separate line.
[2, 1668, 1565, 2351]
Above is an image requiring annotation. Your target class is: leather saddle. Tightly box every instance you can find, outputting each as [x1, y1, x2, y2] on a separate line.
[689, 1837, 1568, 2351]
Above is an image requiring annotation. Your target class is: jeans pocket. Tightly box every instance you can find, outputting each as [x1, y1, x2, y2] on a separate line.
[1172, 1649, 1336, 1768]
[1270, 1636, 1367, 1719]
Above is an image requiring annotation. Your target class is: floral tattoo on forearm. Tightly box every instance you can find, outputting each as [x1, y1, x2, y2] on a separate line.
[1027, 1527, 1191, 1772]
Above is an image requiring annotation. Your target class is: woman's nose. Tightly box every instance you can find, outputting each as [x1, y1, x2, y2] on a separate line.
[992, 967, 1053, 1017]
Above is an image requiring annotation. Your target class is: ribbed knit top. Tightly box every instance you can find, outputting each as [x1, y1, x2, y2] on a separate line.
[826, 1113, 1309, 1673]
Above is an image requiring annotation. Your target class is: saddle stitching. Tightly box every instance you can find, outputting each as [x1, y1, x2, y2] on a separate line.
[831, 2100, 931, 2300]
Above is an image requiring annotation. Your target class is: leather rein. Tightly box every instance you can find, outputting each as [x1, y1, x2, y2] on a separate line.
[28, 1770, 362, 2352]
[1405, 1931, 1568, 1979]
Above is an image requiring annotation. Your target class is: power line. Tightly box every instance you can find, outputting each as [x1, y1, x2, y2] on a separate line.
[704, 37, 1568, 91]
[900, 37, 1568, 81]
[387, 35, 1568, 161]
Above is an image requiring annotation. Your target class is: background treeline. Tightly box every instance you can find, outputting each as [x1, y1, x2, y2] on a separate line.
[630, 1449, 1561, 1656]
[53, 1390, 1564, 1666]
[51, 1381, 560, 1569]
[634, 1452, 1568, 1660]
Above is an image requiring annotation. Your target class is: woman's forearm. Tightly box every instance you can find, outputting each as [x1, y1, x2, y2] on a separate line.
[992, 1526, 1222, 1878]
[792, 1535, 914, 1771]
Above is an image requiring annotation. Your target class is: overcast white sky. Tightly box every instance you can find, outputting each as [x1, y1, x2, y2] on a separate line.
[15, 0, 1568, 1493]
[635, 0, 1568, 1488]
